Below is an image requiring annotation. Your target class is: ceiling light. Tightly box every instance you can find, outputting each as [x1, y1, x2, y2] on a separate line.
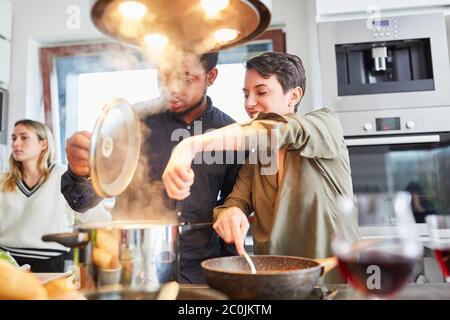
[91, 0, 272, 51]
[118, 1, 147, 20]
[144, 33, 169, 51]
[201, 0, 230, 17]
[214, 28, 239, 43]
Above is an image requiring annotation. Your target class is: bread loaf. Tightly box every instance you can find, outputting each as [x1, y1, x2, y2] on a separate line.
[44, 277, 86, 300]
[0, 260, 48, 300]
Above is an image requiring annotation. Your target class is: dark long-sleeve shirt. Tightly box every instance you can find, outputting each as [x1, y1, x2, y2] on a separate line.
[61, 96, 241, 283]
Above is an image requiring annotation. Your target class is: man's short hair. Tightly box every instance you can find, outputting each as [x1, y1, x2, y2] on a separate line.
[200, 52, 219, 72]
[246, 52, 306, 112]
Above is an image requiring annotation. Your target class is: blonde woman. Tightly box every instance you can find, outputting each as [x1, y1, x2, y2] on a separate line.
[0, 119, 109, 272]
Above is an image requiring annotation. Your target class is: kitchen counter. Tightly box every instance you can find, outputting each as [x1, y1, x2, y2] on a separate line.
[183, 283, 450, 300]
[321, 283, 450, 300]
[34, 274, 450, 300]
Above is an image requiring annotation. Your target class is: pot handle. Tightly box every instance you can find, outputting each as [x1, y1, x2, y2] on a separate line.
[179, 222, 213, 233]
[316, 257, 338, 276]
[42, 232, 90, 248]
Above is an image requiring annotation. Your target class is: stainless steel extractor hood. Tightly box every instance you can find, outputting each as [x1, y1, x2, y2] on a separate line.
[91, 0, 272, 52]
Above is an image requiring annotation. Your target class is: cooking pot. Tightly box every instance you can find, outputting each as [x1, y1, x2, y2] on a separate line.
[42, 220, 211, 290]
[201, 255, 337, 300]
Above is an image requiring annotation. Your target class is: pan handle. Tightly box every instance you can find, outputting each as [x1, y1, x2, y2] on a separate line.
[179, 222, 213, 233]
[42, 232, 90, 248]
[316, 257, 338, 276]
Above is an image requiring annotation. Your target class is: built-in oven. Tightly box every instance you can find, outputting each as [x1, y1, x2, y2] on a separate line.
[346, 132, 450, 224]
[346, 132, 450, 282]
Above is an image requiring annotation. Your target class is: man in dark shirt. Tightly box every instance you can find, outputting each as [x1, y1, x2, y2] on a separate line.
[61, 52, 241, 283]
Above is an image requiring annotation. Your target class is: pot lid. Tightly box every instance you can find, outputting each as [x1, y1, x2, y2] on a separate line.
[89, 98, 141, 197]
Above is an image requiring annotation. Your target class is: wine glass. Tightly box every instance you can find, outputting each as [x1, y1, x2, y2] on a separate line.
[425, 215, 450, 283]
[332, 192, 423, 299]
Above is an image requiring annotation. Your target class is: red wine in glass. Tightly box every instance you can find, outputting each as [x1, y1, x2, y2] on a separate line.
[433, 247, 450, 282]
[338, 250, 418, 297]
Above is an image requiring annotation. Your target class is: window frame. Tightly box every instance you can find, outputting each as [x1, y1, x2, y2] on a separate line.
[39, 29, 286, 156]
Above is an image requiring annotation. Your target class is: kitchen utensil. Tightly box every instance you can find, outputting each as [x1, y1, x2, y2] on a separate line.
[89, 98, 141, 197]
[42, 220, 212, 290]
[242, 251, 256, 274]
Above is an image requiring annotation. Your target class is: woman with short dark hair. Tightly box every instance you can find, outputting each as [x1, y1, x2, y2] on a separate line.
[163, 52, 360, 282]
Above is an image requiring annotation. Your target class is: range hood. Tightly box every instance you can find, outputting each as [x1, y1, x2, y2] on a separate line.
[91, 0, 272, 52]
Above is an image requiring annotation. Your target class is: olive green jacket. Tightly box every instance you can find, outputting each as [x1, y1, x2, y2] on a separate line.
[213, 108, 360, 282]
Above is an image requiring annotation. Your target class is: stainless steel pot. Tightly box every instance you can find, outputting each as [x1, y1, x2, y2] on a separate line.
[42, 220, 211, 290]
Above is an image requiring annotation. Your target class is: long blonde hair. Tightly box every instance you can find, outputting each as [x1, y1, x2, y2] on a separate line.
[1, 119, 55, 192]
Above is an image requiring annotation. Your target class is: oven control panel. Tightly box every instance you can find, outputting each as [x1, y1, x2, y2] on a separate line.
[361, 117, 416, 133]
[376, 117, 401, 131]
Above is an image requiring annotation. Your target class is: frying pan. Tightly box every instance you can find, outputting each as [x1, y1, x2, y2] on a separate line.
[201, 255, 337, 300]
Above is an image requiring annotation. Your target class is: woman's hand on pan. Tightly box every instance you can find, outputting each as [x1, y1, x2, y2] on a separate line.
[162, 138, 196, 200]
[213, 207, 249, 256]
[66, 131, 91, 177]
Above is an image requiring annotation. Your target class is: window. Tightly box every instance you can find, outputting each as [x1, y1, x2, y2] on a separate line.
[41, 30, 286, 162]
[72, 69, 160, 133]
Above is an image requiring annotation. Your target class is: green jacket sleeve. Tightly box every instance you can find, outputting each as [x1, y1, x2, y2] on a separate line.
[240, 108, 344, 159]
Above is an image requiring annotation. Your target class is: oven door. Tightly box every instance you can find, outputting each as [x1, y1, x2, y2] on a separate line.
[345, 132, 450, 224]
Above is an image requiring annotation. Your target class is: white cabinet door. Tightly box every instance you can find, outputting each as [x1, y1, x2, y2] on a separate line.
[0, 38, 11, 85]
[316, 0, 450, 16]
[0, 0, 12, 39]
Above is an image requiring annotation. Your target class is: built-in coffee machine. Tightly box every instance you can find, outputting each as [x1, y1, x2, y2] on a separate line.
[318, 13, 450, 137]
[335, 37, 433, 96]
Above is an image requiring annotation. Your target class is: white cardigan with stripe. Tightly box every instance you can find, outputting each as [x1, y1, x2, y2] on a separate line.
[0, 164, 110, 259]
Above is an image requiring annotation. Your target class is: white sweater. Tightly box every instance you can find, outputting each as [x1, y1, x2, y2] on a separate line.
[0, 164, 110, 259]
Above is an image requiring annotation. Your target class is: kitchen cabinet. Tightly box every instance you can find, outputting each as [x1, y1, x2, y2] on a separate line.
[0, 38, 10, 86]
[0, 0, 11, 87]
[316, 0, 450, 16]
[0, 0, 12, 40]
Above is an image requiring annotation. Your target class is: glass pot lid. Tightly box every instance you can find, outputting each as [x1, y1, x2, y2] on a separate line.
[89, 98, 141, 197]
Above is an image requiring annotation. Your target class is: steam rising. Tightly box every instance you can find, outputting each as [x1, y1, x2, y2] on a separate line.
[91, 1, 251, 223]
[98, 50, 207, 224]
[105, 98, 177, 223]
